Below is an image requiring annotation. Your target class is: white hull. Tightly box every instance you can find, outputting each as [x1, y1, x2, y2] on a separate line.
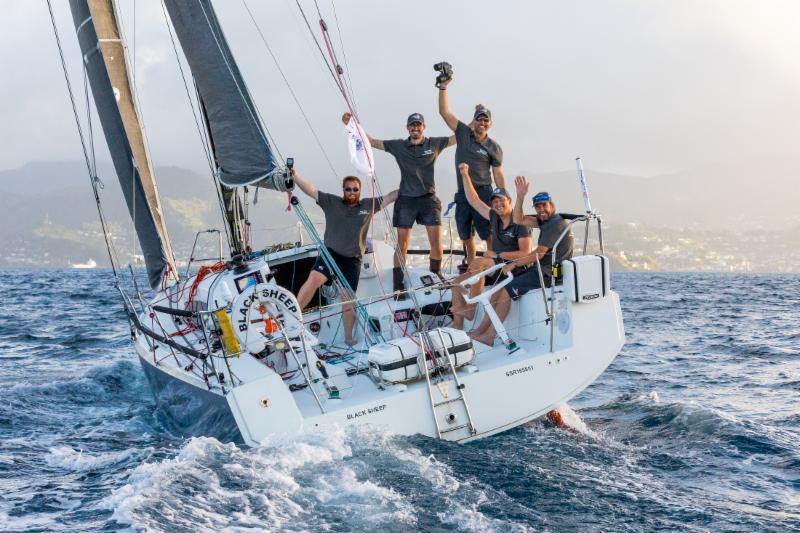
[135, 246, 624, 446]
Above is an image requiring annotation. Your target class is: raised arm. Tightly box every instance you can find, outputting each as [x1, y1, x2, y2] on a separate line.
[342, 111, 384, 150]
[459, 163, 491, 220]
[290, 168, 318, 202]
[382, 189, 399, 206]
[492, 165, 507, 189]
[513, 175, 538, 228]
[437, 79, 458, 132]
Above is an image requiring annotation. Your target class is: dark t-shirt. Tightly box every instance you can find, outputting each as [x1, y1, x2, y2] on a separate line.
[537, 213, 573, 274]
[317, 191, 384, 258]
[454, 120, 503, 194]
[488, 211, 531, 254]
[383, 136, 450, 197]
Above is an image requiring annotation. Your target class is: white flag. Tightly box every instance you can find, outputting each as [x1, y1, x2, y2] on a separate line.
[344, 116, 375, 177]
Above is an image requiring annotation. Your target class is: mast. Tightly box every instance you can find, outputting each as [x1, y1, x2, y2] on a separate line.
[197, 95, 248, 255]
[69, 0, 178, 288]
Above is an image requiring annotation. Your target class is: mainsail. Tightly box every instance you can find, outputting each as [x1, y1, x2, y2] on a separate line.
[163, 0, 281, 189]
[69, 0, 177, 289]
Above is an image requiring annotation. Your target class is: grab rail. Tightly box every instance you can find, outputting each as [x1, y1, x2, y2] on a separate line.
[459, 263, 517, 350]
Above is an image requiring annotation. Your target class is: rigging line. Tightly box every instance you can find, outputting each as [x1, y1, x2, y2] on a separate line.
[294, 0, 339, 86]
[160, 1, 214, 171]
[159, 1, 232, 254]
[82, 66, 97, 180]
[196, 0, 284, 161]
[132, 0, 136, 89]
[293, 202, 381, 344]
[329, 0, 358, 110]
[46, 0, 119, 279]
[196, 86, 235, 253]
[318, 30, 427, 343]
[240, 0, 338, 177]
[282, 0, 339, 95]
[313, 1, 359, 116]
[83, 66, 125, 272]
[112, 0, 150, 164]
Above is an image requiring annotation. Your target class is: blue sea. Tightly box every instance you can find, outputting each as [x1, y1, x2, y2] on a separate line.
[0, 270, 798, 531]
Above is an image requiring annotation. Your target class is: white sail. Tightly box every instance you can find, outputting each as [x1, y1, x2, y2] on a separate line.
[70, 0, 177, 287]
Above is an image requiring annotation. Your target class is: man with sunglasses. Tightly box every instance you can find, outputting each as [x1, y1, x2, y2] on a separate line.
[467, 175, 574, 346]
[292, 168, 398, 346]
[342, 111, 455, 299]
[437, 76, 506, 265]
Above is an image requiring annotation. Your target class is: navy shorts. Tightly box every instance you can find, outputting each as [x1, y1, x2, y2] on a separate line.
[505, 267, 550, 300]
[393, 193, 442, 228]
[312, 249, 362, 291]
[454, 186, 492, 240]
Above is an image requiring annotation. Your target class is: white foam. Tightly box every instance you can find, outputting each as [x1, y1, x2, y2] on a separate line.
[104, 428, 418, 531]
[649, 390, 661, 403]
[45, 446, 143, 471]
[554, 403, 593, 436]
[391, 445, 530, 532]
[633, 390, 661, 404]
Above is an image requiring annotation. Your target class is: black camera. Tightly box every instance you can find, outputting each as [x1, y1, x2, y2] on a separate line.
[433, 61, 453, 88]
[283, 157, 295, 191]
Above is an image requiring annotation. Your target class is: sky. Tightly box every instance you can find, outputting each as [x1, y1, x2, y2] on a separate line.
[2, 0, 800, 196]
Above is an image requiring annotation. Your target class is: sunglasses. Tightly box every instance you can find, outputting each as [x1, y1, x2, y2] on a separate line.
[343, 187, 360, 193]
[475, 117, 491, 123]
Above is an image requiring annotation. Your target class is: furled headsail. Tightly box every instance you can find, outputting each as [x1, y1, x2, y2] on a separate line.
[69, 0, 178, 289]
[164, 0, 284, 189]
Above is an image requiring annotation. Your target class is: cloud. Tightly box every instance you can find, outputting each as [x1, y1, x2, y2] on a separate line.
[2, 0, 799, 198]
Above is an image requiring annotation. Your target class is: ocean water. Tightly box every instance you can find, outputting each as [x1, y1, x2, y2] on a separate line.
[0, 270, 798, 532]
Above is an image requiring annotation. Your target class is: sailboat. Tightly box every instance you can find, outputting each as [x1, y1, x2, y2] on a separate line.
[55, 0, 625, 446]
[71, 259, 97, 269]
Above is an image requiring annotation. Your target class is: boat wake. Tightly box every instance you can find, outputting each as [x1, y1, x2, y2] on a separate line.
[101, 425, 533, 532]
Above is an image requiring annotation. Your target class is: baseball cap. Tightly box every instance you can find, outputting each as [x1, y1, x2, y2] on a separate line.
[532, 192, 552, 205]
[491, 187, 511, 200]
[407, 113, 424, 125]
[473, 105, 492, 120]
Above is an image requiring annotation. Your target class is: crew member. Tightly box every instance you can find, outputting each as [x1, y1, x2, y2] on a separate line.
[450, 163, 531, 330]
[468, 175, 573, 346]
[437, 76, 506, 264]
[293, 168, 398, 346]
[342, 111, 455, 299]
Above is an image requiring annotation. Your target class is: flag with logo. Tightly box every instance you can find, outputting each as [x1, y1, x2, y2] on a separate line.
[344, 116, 375, 177]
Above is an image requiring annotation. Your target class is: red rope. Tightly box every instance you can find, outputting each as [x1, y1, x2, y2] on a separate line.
[186, 262, 226, 308]
[317, 18, 433, 351]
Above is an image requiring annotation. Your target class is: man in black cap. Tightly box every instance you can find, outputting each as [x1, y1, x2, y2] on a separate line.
[292, 166, 398, 346]
[467, 175, 574, 346]
[342, 111, 454, 299]
[437, 76, 506, 265]
[449, 163, 531, 330]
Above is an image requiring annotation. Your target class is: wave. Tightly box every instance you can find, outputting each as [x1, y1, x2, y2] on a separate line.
[593, 393, 796, 463]
[102, 426, 535, 532]
[45, 446, 148, 472]
[102, 428, 411, 531]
